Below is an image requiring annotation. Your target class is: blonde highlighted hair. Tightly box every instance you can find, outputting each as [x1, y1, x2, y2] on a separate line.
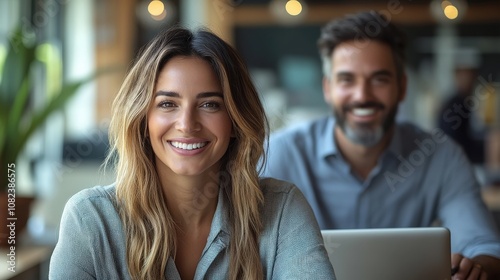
[106, 26, 268, 279]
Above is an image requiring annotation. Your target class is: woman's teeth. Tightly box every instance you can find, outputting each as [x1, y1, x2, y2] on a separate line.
[170, 141, 207, 150]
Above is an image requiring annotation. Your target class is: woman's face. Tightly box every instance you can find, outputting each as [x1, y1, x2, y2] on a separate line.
[147, 56, 233, 179]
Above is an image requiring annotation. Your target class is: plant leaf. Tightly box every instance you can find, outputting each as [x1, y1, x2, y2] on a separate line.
[6, 72, 101, 162]
[0, 27, 36, 106]
[4, 77, 31, 159]
[0, 103, 7, 161]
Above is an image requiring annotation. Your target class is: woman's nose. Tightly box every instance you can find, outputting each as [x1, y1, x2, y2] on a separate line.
[175, 108, 201, 133]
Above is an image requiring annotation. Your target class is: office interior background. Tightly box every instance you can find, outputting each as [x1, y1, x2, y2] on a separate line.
[0, 0, 499, 279]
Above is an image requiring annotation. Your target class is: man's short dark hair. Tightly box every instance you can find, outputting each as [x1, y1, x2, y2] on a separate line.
[317, 11, 407, 81]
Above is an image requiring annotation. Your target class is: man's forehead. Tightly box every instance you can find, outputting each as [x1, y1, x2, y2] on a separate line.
[330, 41, 396, 73]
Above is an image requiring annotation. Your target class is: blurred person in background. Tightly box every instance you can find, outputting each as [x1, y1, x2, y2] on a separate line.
[262, 11, 500, 280]
[437, 48, 486, 164]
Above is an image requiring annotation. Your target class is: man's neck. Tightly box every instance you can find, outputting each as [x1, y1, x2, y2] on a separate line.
[335, 126, 394, 180]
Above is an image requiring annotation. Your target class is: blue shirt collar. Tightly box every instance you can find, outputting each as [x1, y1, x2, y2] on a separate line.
[319, 116, 338, 159]
[385, 125, 403, 157]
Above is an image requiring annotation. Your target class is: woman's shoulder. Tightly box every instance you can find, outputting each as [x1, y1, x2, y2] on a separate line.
[259, 177, 297, 194]
[258, 177, 308, 208]
[67, 183, 116, 203]
[64, 184, 118, 218]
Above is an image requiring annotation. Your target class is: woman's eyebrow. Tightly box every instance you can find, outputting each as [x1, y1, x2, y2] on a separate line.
[154, 91, 223, 98]
[196, 92, 223, 99]
[155, 90, 179, 97]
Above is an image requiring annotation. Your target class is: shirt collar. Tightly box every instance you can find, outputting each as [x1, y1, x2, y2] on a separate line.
[205, 187, 230, 246]
[319, 116, 338, 159]
[384, 124, 403, 158]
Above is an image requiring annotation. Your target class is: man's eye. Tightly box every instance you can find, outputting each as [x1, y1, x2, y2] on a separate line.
[373, 76, 390, 84]
[337, 76, 353, 83]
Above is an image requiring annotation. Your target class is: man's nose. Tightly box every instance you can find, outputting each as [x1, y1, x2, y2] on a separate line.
[351, 80, 373, 102]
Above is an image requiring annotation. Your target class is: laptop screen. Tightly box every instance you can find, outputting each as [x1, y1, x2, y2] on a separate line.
[321, 227, 452, 280]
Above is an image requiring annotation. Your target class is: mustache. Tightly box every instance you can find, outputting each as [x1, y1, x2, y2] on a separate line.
[342, 101, 385, 111]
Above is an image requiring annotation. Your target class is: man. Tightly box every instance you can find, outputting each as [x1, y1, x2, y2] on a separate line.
[437, 48, 485, 164]
[262, 11, 500, 280]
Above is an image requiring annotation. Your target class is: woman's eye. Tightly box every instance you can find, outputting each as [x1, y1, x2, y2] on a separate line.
[158, 101, 176, 108]
[201, 101, 221, 110]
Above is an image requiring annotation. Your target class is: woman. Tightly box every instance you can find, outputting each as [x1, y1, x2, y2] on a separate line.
[49, 26, 335, 280]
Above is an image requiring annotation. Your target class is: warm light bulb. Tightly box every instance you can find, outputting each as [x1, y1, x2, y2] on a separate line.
[444, 5, 458, 19]
[430, 0, 467, 23]
[148, 0, 164, 16]
[285, 0, 302, 16]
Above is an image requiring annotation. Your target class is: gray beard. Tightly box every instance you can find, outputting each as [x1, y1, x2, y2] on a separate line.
[334, 106, 398, 147]
[343, 123, 384, 147]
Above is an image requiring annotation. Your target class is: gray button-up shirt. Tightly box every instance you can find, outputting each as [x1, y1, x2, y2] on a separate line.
[49, 178, 335, 279]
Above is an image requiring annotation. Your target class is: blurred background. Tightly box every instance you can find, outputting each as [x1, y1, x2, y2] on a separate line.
[0, 0, 499, 279]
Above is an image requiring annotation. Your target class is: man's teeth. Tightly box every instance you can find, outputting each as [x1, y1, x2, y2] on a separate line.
[352, 108, 376, 116]
[170, 141, 207, 150]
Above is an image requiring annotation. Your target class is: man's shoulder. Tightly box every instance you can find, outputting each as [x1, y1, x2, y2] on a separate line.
[395, 121, 465, 156]
[396, 121, 427, 136]
[397, 121, 449, 140]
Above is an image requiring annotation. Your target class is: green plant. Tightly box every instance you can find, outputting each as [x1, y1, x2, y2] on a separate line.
[0, 27, 101, 192]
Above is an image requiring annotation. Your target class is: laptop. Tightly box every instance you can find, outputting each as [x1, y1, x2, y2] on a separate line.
[321, 227, 452, 280]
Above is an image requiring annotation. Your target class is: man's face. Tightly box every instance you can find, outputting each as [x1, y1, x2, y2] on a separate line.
[454, 68, 477, 95]
[323, 40, 406, 147]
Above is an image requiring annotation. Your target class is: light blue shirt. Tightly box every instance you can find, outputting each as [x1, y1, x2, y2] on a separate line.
[49, 178, 335, 279]
[262, 116, 500, 259]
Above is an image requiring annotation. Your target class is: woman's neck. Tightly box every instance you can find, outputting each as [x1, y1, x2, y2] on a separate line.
[159, 173, 220, 230]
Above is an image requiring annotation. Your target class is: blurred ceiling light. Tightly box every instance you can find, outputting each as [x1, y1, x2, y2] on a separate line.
[443, 4, 458, 20]
[148, 0, 164, 16]
[137, 0, 176, 27]
[285, 0, 302, 16]
[270, 0, 307, 24]
[430, 0, 467, 23]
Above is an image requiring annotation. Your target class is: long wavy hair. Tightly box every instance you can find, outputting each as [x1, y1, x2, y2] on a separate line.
[106, 26, 267, 279]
